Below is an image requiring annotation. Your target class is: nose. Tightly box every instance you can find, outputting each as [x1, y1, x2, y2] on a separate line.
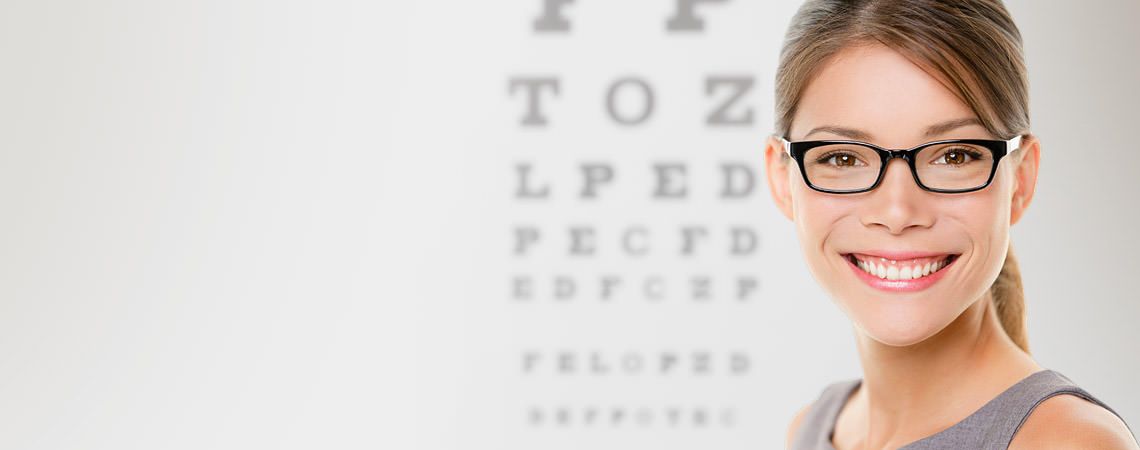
[859, 158, 935, 234]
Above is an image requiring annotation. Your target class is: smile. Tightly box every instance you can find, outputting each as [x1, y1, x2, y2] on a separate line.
[841, 252, 960, 292]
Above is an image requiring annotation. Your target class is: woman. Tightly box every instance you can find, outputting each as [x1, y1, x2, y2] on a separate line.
[767, 1, 1140, 449]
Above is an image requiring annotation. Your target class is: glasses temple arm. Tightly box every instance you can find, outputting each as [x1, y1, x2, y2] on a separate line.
[1007, 134, 1023, 152]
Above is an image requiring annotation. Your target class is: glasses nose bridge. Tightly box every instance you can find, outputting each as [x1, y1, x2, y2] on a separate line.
[877, 147, 919, 187]
[883, 147, 913, 162]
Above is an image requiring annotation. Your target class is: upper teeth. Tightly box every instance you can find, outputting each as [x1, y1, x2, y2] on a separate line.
[853, 255, 951, 281]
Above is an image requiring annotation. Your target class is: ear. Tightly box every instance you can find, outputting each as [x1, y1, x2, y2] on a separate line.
[1009, 133, 1041, 225]
[764, 134, 795, 221]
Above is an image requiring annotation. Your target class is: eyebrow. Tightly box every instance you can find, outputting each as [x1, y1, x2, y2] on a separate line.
[802, 117, 984, 140]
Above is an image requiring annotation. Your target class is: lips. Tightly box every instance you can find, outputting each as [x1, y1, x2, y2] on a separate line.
[840, 250, 961, 289]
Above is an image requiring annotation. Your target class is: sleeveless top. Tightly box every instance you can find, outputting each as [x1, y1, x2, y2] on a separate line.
[788, 369, 1138, 450]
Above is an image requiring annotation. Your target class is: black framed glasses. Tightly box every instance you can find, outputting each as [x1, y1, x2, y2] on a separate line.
[778, 134, 1024, 194]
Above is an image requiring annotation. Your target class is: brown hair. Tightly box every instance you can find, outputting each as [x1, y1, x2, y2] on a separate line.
[774, 0, 1031, 353]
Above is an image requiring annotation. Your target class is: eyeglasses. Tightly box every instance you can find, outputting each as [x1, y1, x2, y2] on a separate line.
[778, 134, 1024, 194]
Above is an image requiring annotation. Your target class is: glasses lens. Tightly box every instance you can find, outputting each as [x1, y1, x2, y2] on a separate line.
[802, 144, 881, 191]
[914, 143, 995, 190]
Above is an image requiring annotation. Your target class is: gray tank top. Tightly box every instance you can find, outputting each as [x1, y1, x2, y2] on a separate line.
[788, 369, 1138, 449]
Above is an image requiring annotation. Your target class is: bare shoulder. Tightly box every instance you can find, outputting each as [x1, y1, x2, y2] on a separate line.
[786, 402, 813, 449]
[1008, 393, 1139, 450]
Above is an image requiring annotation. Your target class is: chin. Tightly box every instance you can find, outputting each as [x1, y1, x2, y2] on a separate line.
[846, 304, 952, 347]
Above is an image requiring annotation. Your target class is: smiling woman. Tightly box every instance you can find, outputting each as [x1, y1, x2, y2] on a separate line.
[765, 1, 1140, 450]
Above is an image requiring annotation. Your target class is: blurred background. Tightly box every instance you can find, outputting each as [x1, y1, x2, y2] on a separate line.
[0, 1, 1136, 449]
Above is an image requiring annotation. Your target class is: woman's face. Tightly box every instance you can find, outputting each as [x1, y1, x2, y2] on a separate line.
[764, 42, 1039, 346]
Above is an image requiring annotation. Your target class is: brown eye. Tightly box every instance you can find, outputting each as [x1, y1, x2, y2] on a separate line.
[944, 150, 966, 165]
[810, 148, 871, 170]
[818, 152, 863, 167]
[927, 146, 985, 167]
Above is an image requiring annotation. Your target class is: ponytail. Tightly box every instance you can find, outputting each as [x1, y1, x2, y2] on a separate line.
[991, 241, 1029, 353]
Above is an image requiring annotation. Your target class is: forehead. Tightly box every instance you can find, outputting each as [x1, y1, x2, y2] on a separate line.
[792, 42, 984, 145]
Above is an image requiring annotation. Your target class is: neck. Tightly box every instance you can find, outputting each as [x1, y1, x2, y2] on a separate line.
[848, 294, 1041, 448]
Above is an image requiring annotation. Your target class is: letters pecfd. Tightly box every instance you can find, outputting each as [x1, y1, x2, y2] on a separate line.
[512, 225, 758, 258]
[508, 76, 755, 127]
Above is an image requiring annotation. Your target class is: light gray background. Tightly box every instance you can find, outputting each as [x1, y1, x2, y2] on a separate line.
[0, 1, 1136, 449]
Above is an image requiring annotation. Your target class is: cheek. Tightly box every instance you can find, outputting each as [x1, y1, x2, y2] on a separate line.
[947, 194, 996, 220]
[929, 186, 1013, 303]
[943, 181, 1012, 242]
[791, 185, 851, 244]
[790, 186, 855, 276]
